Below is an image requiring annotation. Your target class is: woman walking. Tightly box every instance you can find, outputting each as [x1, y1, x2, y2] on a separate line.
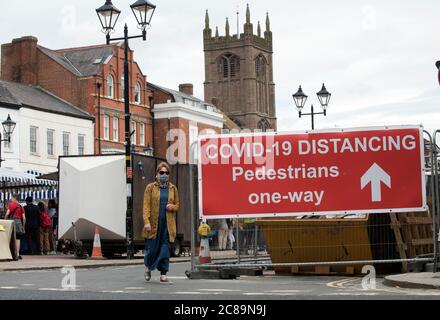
[143, 162, 179, 283]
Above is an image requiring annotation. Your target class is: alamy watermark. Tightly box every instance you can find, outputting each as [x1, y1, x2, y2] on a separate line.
[361, 265, 376, 290]
[61, 266, 77, 290]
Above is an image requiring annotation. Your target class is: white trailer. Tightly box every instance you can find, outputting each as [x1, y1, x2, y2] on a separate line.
[58, 154, 191, 257]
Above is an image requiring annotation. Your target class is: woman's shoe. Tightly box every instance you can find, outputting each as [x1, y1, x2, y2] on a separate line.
[144, 268, 151, 282]
[160, 275, 172, 284]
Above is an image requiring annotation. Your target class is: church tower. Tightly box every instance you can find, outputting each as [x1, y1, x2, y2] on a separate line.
[203, 5, 277, 131]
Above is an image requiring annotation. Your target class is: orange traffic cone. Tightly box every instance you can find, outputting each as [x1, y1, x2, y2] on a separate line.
[198, 237, 211, 264]
[90, 226, 105, 259]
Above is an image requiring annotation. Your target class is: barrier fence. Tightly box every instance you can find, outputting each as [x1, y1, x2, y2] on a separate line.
[189, 129, 440, 275]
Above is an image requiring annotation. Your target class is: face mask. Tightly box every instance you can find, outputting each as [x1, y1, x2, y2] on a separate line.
[159, 174, 169, 184]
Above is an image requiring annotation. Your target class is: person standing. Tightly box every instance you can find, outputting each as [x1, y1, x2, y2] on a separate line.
[143, 162, 180, 283]
[24, 197, 40, 255]
[47, 199, 58, 254]
[227, 219, 235, 250]
[38, 202, 52, 255]
[217, 219, 228, 251]
[5, 194, 26, 260]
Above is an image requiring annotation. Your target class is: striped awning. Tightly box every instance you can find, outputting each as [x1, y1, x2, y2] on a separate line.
[0, 168, 58, 203]
[0, 168, 57, 186]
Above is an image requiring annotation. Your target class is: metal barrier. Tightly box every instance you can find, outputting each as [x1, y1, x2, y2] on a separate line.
[189, 130, 440, 275]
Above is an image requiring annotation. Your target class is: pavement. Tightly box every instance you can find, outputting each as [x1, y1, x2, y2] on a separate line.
[0, 249, 252, 272]
[0, 254, 190, 272]
[384, 272, 440, 289]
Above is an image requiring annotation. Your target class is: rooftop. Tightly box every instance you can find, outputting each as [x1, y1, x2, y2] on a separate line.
[0, 80, 94, 120]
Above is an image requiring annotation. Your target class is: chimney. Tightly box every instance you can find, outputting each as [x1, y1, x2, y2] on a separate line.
[1, 36, 38, 85]
[179, 83, 193, 96]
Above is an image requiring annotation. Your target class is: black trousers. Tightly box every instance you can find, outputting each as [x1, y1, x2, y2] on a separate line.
[25, 227, 40, 253]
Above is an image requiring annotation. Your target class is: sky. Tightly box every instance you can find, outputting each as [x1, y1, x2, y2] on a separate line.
[0, 0, 439, 136]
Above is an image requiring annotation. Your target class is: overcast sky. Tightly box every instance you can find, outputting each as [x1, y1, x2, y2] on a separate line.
[1, 0, 439, 135]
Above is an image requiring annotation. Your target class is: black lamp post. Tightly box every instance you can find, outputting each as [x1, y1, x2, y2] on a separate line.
[292, 83, 331, 130]
[96, 0, 156, 259]
[0, 114, 16, 167]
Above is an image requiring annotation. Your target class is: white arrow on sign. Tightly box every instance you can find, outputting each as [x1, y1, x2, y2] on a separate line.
[361, 163, 391, 202]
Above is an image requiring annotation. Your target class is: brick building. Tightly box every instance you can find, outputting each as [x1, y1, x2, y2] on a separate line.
[203, 5, 277, 131]
[1, 36, 153, 154]
[148, 83, 224, 163]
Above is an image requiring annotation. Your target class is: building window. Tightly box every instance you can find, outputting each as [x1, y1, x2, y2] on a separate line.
[121, 76, 125, 101]
[104, 115, 110, 140]
[78, 134, 85, 155]
[219, 54, 240, 79]
[139, 123, 145, 146]
[256, 55, 266, 79]
[135, 82, 141, 104]
[113, 116, 119, 142]
[63, 132, 70, 156]
[3, 128, 11, 150]
[107, 75, 114, 99]
[30, 126, 38, 154]
[131, 120, 136, 145]
[47, 129, 54, 156]
[189, 125, 199, 147]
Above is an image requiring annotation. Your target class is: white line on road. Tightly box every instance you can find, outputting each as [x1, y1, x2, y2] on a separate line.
[39, 288, 78, 291]
[267, 290, 311, 293]
[174, 292, 205, 295]
[198, 289, 241, 292]
[0, 286, 18, 289]
[21, 284, 34, 286]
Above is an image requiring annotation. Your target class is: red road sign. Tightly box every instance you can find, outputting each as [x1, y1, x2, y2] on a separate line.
[198, 126, 426, 219]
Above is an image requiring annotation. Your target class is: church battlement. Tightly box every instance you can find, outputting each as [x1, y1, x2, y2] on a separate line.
[203, 5, 272, 52]
[203, 4, 277, 132]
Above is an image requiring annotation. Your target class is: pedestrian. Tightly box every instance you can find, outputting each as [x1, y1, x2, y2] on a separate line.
[217, 219, 228, 251]
[24, 197, 40, 255]
[48, 199, 58, 254]
[227, 219, 235, 250]
[38, 202, 52, 255]
[5, 194, 26, 260]
[143, 162, 180, 284]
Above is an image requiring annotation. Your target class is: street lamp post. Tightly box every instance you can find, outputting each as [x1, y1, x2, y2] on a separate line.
[96, 0, 156, 259]
[292, 84, 331, 130]
[0, 114, 17, 167]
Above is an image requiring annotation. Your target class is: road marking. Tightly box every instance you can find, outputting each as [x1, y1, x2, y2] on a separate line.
[198, 289, 241, 292]
[319, 292, 379, 296]
[101, 290, 126, 294]
[124, 287, 146, 290]
[174, 292, 204, 295]
[327, 278, 361, 289]
[0, 286, 18, 289]
[167, 276, 188, 280]
[243, 293, 266, 296]
[267, 290, 309, 293]
[39, 288, 76, 291]
[21, 284, 34, 287]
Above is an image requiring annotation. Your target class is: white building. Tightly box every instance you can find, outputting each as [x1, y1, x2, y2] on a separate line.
[0, 80, 94, 173]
